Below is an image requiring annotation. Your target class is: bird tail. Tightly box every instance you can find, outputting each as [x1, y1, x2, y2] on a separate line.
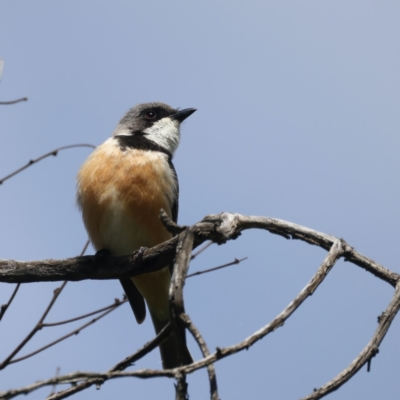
[150, 311, 193, 369]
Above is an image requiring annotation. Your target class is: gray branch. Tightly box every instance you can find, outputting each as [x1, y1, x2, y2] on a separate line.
[1, 213, 398, 286]
[1, 213, 400, 400]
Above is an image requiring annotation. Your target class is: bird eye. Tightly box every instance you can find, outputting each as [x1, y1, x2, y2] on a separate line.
[144, 111, 157, 120]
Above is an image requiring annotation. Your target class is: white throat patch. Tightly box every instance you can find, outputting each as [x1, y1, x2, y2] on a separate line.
[143, 117, 180, 154]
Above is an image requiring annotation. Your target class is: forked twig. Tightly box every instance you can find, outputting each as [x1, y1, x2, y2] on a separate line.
[10, 305, 120, 364]
[0, 241, 90, 370]
[42, 299, 126, 327]
[180, 313, 219, 400]
[45, 323, 174, 400]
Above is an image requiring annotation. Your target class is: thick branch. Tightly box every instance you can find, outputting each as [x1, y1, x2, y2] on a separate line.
[0, 237, 180, 283]
[1, 213, 398, 287]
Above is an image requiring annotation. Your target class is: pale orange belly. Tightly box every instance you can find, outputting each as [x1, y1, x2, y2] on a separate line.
[77, 141, 176, 321]
[77, 141, 175, 255]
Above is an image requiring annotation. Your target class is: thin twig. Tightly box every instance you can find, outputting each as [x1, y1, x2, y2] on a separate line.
[0, 281, 67, 370]
[0, 241, 90, 370]
[187, 257, 247, 278]
[180, 313, 219, 400]
[0, 369, 177, 400]
[79, 240, 90, 257]
[0, 97, 28, 105]
[49, 367, 60, 396]
[42, 298, 126, 327]
[0, 144, 96, 185]
[191, 241, 213, 260]
[10, 306, 118, 364]
[2, 251, 234, 368]
[0, 283, 20, 321]
[45, 323, 173, 400]
[110, 322, 172, 372]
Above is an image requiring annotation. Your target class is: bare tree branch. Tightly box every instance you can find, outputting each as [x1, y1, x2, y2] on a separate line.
[1, 214, 399, 400]
[45, 323, 174, 400]
[1, 213, 398, 287]
[49, 367, 60, 396]
[166, 225, 195, 397]
[190, 241, 213, 260]
[0, 283, 20, 321]
[110, 323, 173, 372]
[0, 324, 175, 399]
[1, 369, 178, 400]
[10, 304, 119, 364]
[0, 97, 28, 105]
[0, 144, 96, 185]
[0, 242, 231, 375]
[174, 373, 188, 400]
[180, 313, 219, 400]
[0, 236, 179, 283]
[0, 281, 68, 370]
[3, 260, 399, 400]
[172, 238, 347, 376]
[187, 257, 247, 278]
[0, 241, 90, 370]
[42, 298, 126, 327]
[301, 281, 400, 399]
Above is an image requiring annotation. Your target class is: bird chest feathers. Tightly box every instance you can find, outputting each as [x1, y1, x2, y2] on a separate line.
[77, 139, 176, 255]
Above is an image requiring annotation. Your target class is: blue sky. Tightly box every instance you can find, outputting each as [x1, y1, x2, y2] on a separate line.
[1, 1, 400, 399]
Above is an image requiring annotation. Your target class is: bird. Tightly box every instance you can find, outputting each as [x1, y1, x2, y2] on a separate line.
[76, 102, 196, 369]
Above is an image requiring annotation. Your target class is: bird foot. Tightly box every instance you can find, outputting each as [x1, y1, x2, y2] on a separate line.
[94, 248, 111, 263]
[132, 246, 147, 262]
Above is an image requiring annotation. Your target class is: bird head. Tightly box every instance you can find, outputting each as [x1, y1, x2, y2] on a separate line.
[113, 102, 196, 154]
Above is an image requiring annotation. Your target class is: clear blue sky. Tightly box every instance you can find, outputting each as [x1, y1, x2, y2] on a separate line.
[1, 1, 399, 399]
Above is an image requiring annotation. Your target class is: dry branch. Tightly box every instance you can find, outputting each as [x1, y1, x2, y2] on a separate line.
[180, 313, 219, 400]
[301, 281, 400, 399]
[1, 213, 398, 286]
[0, 144, 95, 185]
[0, 97, 28, 105]
[0, 241, 90, 371]
[1, 212, 400, 400]
[0, 283, 20, 321]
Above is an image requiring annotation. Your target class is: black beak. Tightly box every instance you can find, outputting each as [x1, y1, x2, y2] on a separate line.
[171, 108, 197, 123]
